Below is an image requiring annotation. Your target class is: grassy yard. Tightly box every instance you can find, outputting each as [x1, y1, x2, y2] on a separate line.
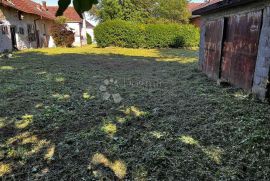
[0, 46, 269, 180]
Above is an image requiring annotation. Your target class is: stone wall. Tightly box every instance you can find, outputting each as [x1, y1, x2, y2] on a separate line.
[253, 7, 270, 101]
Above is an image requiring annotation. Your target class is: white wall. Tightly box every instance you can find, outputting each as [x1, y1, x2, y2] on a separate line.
[67, 22, 85, 46]
[0, 6, 53, 52]
[86, 26, 94, 42]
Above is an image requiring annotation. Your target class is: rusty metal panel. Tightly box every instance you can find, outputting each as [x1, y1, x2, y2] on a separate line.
[203, 19, 224, 80]
[221, 11, 262, 90]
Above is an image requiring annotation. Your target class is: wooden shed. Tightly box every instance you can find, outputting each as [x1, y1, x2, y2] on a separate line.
[193, 0, 270, 101]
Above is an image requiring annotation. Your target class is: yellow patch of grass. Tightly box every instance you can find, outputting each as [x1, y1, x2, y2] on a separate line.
[150, 131, 166, 139]
[179, 135, 223, 164]
[15, 114, 33, 129]
[156, 57, 197, 64]
[6, 132, 50, 158]
[55, 77, 65, 83]
[0, 163, 11, 176]
[179, 135, 199, 146]
[44, 144, 55, 161]
[110, 160, 127, 179]
[0, 66, 15, 70]
[0, 117, 7, 128]
[91, 153, 127, 179]
[83, 92, 95, 100]
[202, 147, 223, 165]
[52, 93, 70, 101]
[19, 45, 198, 62]
[116, 117, 127, 124]
[123, 106, 147, 117]
[101, 123, 117, 136]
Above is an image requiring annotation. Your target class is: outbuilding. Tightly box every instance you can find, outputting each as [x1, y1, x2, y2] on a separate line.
[193, 0, 270, 101]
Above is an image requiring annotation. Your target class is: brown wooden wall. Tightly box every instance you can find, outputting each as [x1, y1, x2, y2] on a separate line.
[201, 10, 263, 90]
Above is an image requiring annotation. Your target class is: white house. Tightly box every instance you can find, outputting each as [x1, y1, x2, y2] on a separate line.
[0, 0, 55, 52]
[0, 0, 95, 53]
[47, 6, 95, 47]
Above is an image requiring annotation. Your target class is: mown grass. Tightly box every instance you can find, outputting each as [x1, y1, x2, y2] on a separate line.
[0, 46, 269, 180]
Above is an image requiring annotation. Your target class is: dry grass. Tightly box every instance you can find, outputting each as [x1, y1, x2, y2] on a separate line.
[0, 45, 269, 180]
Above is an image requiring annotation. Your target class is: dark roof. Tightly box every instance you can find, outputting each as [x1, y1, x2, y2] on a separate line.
[193, 0, 258, 15]
[47, 6, 82, 22]
[0, 0, 55, 20]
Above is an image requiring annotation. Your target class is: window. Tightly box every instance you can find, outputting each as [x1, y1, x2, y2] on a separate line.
[18, 11, 24, 20]
[19, 27, 24, 35]
[27, 24, 36, 41]
[1, 26, 8, 34]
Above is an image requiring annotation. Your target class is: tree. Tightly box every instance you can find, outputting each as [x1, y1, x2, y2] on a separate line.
[51, 17, 75, 47]
[92, 0, 148, 22]
[154, 0, 190, 23]
[92, 0, 190, 23]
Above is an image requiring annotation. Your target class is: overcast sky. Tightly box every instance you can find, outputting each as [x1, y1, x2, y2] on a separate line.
[34, 0, 205, 6]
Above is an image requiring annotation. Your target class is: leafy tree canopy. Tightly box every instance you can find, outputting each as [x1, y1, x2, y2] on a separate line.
[92, 0, 190, 23]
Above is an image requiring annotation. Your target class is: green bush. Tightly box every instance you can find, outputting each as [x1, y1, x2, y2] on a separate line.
[178, 24, 200, 47]
[86, 33, 92, 45]
[94, 20, 145, 48]
[144, 24, 180, 48]
[94, 20, 199, 48]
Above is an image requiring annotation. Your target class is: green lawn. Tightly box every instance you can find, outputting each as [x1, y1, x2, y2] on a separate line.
[0, 46, 269, 180]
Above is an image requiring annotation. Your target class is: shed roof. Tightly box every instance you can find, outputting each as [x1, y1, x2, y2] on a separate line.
[193, 0, 258, 15]
[0, 0, 55, 20]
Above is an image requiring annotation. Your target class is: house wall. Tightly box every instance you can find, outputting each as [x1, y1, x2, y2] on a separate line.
[199, 0, 270, 101]
[66, 22, 87, 47]
[0, 6, 54, 52]
[190, 16, 201, 28]
[86, 27, 94, 42]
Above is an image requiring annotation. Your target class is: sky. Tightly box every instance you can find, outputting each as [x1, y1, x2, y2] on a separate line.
[34, 0, 205, 6]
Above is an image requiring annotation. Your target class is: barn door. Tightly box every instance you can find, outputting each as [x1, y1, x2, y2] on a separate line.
[203, 19, 224, 80]
[221, 11, 263, 90]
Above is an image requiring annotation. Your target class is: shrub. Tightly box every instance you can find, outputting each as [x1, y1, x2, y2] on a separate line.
[144, 24, 181, 48]
[50, 23, 75, 47]
[94, 20, 199, 48]
[86, 33, 92, 45]
[145, 24, 199, 48]
[94, 20, 145, 48]
[177, 24, 200, 47]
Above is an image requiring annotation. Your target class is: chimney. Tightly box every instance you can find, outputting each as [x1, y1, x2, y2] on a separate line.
[42, 1, 47, 11]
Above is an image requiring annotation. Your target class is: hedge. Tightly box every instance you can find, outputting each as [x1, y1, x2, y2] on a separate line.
[94, 20, 145, 48]
[94, 20, 199, 48]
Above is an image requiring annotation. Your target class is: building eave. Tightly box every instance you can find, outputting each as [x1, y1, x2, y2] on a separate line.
[193, 0, 258, 15]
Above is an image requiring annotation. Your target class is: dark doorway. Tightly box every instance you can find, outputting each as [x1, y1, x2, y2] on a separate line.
[36, 30, 40, 48]
[10, 26, 17, 50]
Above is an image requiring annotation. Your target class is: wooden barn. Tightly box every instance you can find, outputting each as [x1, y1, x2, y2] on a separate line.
[193, 0, 270, 101]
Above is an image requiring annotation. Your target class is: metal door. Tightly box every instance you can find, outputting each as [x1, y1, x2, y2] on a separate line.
[203, 19, 224, 80]
[221, 11, 262, 90]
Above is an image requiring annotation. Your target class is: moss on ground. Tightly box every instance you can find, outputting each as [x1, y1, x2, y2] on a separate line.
[0, 46, 269, 180]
